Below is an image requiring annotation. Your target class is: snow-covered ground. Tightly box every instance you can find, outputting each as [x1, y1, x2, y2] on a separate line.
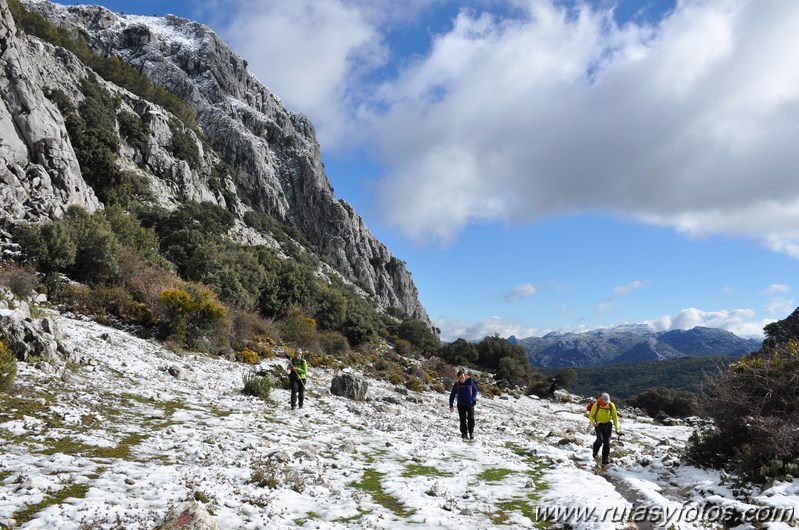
[1, 313, 797, 529]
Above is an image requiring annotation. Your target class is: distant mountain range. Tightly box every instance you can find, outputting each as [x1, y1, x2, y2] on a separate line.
[508, 326, 762, 368]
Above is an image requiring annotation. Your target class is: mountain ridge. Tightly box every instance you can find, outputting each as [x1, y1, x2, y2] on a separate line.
[509, 326, 761, 368]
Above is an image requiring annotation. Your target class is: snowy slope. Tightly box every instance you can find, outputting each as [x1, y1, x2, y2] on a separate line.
[1, 313, 797, 529]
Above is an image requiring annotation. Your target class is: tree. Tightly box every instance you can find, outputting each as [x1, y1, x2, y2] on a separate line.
[440, 338, 478, 366]
[396, 319, 440, 356]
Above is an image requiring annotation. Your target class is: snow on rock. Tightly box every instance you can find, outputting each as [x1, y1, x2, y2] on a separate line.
[0, 312, 796, 529]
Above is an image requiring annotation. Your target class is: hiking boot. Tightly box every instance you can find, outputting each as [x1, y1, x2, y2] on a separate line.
[461, 434, 468, 440]
[602, 460, 610, 466]
[469, 434, 474, 440]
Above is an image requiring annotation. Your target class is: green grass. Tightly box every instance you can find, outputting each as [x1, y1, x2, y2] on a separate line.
[39, 432, 147, 459]
[401, 464, 452, 478]
[478, 468, 516, 483]
[333, 508, 372, 523]
[349, 468, 414, 518]
[11, 482, 90, 525]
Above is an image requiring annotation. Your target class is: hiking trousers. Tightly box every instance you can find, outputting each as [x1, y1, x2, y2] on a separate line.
[290, 377, 305, 409]
[593, 422, 613, 464]
[457, 404, 475, 438]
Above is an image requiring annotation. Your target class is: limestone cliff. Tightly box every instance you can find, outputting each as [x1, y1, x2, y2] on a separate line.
[0, 0, 429, 323]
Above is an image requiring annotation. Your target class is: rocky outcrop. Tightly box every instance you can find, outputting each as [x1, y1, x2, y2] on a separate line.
[0, 0, 101, 229]
[13, 0, 429, 323]
[0, 288, 69, 366]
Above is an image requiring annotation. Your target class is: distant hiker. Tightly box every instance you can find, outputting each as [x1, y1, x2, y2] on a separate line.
[287, 351, 307, 410]
[589, 392, 621, 465]
[449, 369, 478, 440]
[548, 377, 558, 398]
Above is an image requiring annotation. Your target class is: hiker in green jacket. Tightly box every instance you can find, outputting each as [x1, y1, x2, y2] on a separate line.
[589, 392, 621, 465]
[287, 351, 307, 410]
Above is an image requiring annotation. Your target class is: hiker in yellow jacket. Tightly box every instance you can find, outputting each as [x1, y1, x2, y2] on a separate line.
[589, 392, 621, 466]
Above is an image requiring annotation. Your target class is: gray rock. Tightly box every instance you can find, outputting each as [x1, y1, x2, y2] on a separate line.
[330, 373, 368, 401]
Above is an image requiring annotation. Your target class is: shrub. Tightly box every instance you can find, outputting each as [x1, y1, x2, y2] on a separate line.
[627, 387, 698, 418]
[118, 110, 149, 152]
[0, 262, 40, 299]
[242, 372, 271, 400]
[158, 283, 228, 347]
[169, 118, 200, 169]
[278, 309, 318, 350]
[0, 339, 17, 392]
[317, 330, 350, 356]
[396, 319, 440, 356]
[686, 325, 799, 483]
[236, 348, 260, 365]
[13, 221, 77, 275]
[405, 377, 424, 392]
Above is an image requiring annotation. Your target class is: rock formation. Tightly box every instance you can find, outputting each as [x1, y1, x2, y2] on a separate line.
[0, 0, 429, 323]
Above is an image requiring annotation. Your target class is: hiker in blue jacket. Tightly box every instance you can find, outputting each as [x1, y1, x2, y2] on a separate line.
[449, 369, 478, 440]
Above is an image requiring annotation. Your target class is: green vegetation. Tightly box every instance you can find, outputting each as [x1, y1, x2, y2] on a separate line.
[686, 329, 799, 484]
[46, 79, 151, 207]
[543, 356, 734, 400]
[401, 464, 452, 478]
[0, 339, 17, 392]
[478, 468, 516, 483]
[242, 372, 272, 400]
[349, 468, 413, 517]
[11, 482, 90, 526]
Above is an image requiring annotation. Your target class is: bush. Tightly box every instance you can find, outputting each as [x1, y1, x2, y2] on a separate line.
[278, 309, 318, 350]
[158, 283, 228, 348]
[317, 330, 350, 356]
[0, 339, 17, 392]
[0, 262, 40, 299]
[627, 387, 698, 418]
[242, 372, 272, 400]
[236, 348, 260, 365]
[168, 119, 200, 169]
[686, 325, 799, 483]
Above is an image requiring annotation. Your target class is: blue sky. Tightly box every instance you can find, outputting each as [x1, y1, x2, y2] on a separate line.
[83, 0, 797, 341]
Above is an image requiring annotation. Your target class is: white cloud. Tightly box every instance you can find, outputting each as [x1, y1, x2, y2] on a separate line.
[365, 0, 799, 248]
[764, 297, 795, 317]
[504, 283, 537, 301]
[434, 315, 544, 343]
[208, 0, 799, 255]
[761, 283, 790, 296]
[613, 280, 645, 296]
[644, 307, 770, 338]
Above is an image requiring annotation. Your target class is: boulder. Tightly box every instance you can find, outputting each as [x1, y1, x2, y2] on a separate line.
[330, 373, 368, 401]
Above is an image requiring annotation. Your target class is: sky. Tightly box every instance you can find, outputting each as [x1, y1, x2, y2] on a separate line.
[77, 0, 798, 342]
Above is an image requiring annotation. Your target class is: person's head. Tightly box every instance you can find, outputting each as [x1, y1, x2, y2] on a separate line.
[294, 351, 302, 358]
[457, 369, 466, 382]
[600, 392, 610, 404]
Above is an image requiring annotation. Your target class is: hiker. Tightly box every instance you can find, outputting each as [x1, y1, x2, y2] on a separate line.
[548, 377, 558, 398]
[449, 369, 478, 440]
[287, 350, 307, 410]
[589, 392, 621, 465]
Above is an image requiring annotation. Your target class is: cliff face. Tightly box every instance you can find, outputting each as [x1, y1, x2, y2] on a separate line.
[0, 0, 429, 323]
